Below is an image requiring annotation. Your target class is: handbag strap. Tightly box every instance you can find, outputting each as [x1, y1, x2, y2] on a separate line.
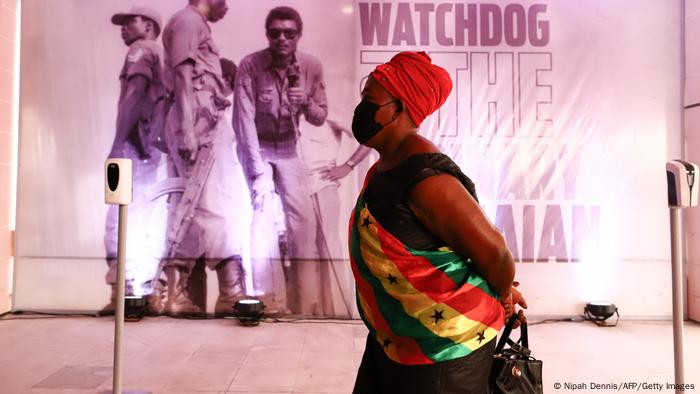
[495, 313, 518, 354]
[495, 313, 529, 355]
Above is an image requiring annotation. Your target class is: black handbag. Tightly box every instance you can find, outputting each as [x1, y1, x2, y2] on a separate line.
[488, 313, 543, 394]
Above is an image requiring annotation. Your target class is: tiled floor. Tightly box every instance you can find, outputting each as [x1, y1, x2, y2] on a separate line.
[0, 316, 698, 393]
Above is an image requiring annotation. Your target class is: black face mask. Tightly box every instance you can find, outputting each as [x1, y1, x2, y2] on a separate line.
[351, 99, 399, 145]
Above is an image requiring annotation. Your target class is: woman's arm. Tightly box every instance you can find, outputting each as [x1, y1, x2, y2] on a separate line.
[407, 173, 515, 299]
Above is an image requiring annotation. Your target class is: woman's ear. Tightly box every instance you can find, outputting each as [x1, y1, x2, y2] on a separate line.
[391, 100, 403, 120]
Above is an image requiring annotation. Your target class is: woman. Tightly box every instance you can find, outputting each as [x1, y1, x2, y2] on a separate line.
[348, 52, 527, 394]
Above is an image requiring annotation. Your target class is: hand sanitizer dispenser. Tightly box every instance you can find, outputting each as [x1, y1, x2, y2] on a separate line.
[105, 159, 133, 205]
[666, 160, 698, 207]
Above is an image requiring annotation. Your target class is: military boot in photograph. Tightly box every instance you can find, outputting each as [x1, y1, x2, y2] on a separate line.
[214, 256, 247, 318]
[164, 266, 204, 318]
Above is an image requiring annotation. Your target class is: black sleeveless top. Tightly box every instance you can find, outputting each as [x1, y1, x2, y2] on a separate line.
[363, 152, 479, 251]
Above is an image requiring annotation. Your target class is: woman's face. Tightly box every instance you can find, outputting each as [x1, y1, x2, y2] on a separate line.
[355, 77, 400, 146]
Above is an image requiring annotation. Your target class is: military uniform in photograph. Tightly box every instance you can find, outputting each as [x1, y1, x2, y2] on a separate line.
[161, 4, 248, 317]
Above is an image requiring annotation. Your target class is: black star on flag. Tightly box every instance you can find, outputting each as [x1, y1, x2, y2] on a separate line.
[430, 309, 445, 324]
[387, 274, 398, 284]
[362, 217, 372, 228]
[383, 338, 392, 349]
[476, 331, 486, 344]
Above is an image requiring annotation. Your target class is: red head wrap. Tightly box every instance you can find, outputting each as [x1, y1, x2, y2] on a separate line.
[371, 51, 452, 127]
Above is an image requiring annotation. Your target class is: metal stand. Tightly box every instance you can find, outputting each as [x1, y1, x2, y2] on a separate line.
[669, 207, 685, 393]
[113, 204, 128, 394]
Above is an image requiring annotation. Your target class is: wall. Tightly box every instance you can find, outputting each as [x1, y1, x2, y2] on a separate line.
[0, 0, 18, 314]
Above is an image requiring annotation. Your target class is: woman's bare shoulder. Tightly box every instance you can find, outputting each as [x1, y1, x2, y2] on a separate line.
[402, 133, 441, 156]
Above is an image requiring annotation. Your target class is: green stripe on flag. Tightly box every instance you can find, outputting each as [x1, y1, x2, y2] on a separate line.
[412, 249, 500, 299]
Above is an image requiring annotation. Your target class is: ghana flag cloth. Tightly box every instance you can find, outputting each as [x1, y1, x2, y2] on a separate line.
[348, 162, 505, 365]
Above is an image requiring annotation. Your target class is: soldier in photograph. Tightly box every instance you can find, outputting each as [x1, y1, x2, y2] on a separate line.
[160, 0, 248, 317]
[102, 6, 166, 315]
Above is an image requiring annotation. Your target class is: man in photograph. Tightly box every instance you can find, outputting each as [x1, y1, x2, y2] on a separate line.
[102, 6, 166, 315]
[233, 6, 328, 315]
[160, 0, 248, 317]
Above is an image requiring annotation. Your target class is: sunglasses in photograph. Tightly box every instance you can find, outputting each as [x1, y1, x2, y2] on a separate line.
[267, 28, 299, 40]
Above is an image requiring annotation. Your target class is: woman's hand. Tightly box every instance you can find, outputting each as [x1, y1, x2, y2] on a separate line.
[501, 281, 528, 328]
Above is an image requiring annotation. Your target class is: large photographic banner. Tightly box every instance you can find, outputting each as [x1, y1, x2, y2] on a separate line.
[14, 0, 681, 318]
[355, 0, 682, 318]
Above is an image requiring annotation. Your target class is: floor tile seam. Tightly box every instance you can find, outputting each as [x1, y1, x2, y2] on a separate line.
[224, 332, 256, 392]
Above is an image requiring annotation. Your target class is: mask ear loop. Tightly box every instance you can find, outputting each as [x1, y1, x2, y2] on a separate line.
[380, 116, 399, 129]
[380, 100, 402, 126]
